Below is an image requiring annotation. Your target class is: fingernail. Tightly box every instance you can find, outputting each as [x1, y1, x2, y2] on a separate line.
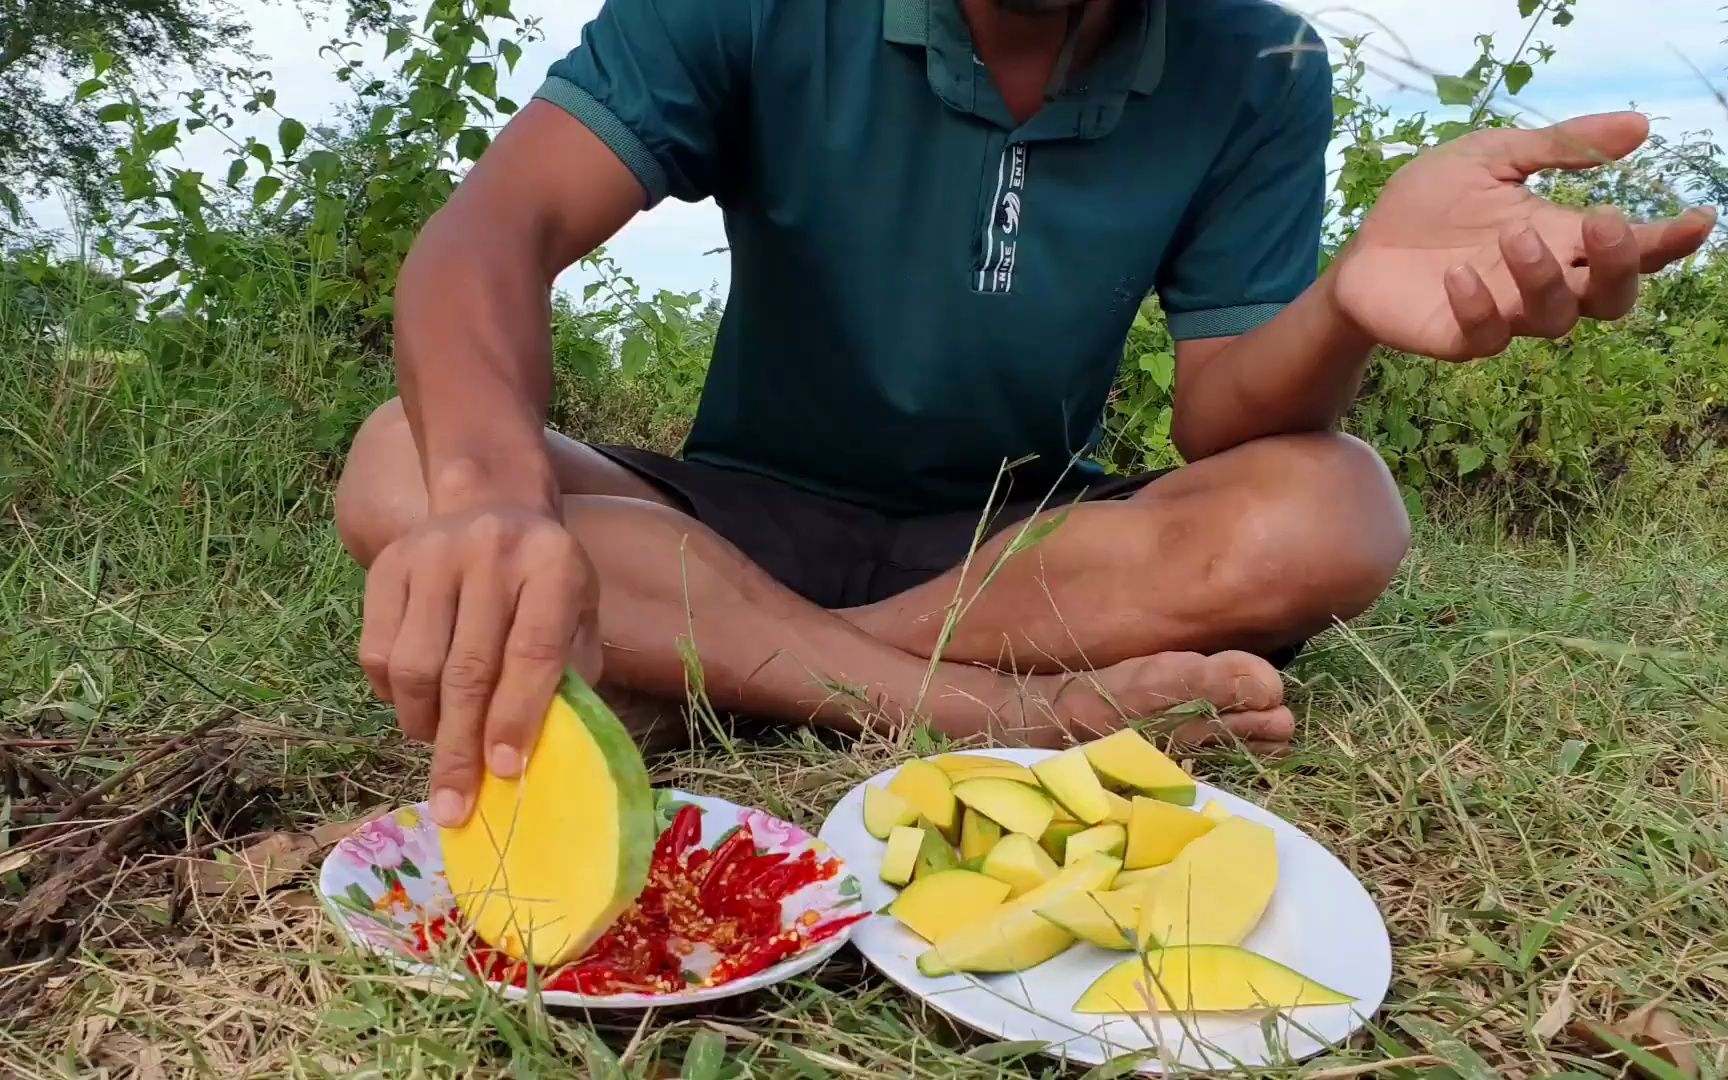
[488, 742, 523, 777]
[1510, 227, 1544, 261]
[430, 787, 470, 827]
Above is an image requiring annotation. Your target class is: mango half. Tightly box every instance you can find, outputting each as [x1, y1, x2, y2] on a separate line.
[1075, 945, 1351, 1013]
[440, 671, 655, 968]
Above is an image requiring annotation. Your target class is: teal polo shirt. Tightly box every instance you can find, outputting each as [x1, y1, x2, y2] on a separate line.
[535, 0, 1332, 514]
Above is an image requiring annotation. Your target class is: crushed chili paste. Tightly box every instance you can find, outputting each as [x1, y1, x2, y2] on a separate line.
[407, 805, 867, 995]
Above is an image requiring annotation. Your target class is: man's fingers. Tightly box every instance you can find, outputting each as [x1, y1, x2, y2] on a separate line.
[1486, 111, 1649, 181]
[358, 548, 407, 703]
[483, 553, 586, 782]
[387, 565, 460, 745]
[426, 564, 514, 829]
[1500, 224, 1578, 338]
[1630, 206, 1717, 273]
[1444, 264, 1512, 359]
[1576, 206, 1641, 320]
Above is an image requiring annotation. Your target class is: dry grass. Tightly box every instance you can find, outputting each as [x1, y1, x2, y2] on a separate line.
[5, 323, 1728, 1078]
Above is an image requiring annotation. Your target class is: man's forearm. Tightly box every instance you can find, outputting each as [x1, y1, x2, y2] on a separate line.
[394, 205, 561, 517]
[1171, 269, 1378, 461]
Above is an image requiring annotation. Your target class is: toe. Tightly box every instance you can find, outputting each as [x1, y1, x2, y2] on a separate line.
[1171, 706, 1294, 750]
[1204, 651, 1285, 712]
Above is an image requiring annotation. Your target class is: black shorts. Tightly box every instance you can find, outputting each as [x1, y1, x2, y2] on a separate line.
[592, 445, 1168, 610]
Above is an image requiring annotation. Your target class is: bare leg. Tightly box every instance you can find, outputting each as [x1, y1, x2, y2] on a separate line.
[336, 401, 1295, 749]
[844, 432, 1411, 672]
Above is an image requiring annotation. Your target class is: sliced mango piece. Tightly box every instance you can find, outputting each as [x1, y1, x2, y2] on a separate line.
[879, 825, 924, 886]
[913, 824, 959, 880]
[1074, 946, 1351, 1014]
[1110, 865, 1168, 892]
[932, 753, 998, 774]
[980, 832, 1060, 898]
[1032, 747, 1112, 824]
[862, 785, 919, 840]
[441, 671, 654, 967]
[916, 853, 1121, 976]
[960, 808, 1003, 863]
[1034, 887, 1142, 950]
[1064, 823, 1127, 864]
[953, 776, 1056, 838]
[1200, 799, 1233, 823]
[1138, 817, 1278, 947]
[888, 760, 958, 841]
[932, 755, 1040, 785]
[1040, 817, 1088, 862]
[1083, 729, 1196, 805]
[1103, 789, 1134, 824]
[1125, 796, 1214, 869]
[888, 869, 1011, 942]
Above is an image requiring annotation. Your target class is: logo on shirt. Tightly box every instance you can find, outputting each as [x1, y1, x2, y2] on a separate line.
[977, 143, 1029, 295]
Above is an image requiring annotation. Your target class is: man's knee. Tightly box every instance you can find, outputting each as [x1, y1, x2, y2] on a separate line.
[334, 397, 425, 568]
[1214, 432, 1411, 626]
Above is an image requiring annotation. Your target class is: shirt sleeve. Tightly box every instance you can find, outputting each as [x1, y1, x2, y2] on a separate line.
[533, 0, 754, 207]
[1155, 22, 1332, 341]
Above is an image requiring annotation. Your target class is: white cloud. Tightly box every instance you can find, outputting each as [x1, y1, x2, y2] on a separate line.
[21, 0, 1727, 298]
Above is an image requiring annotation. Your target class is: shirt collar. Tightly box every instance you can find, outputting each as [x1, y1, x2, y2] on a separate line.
[883, 0, 1168, 96]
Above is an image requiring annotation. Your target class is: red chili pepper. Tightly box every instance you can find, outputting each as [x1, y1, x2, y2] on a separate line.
[698, 826, 758, 910]
[716, 896, 783, 939]
[714, 933, 802, 982]
[741, 854, 816, 901]
[805, 912, 869, 944]
[729, 851, 789, 894]
[653, 804, 705, 866]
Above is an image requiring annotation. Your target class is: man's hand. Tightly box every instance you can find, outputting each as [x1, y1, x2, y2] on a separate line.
[1332, 111, 1718, 362]
[358, 505, 601, 828]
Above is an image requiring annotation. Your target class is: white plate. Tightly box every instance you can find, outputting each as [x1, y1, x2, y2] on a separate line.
[318, 790, 865, 1009]
[816, 749, 1392, 1073]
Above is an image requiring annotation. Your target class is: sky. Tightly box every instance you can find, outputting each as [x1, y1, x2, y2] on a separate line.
[23, 0, 1728, 300]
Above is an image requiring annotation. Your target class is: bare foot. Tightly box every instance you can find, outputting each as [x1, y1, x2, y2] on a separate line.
[1035, 650, 1294, 755]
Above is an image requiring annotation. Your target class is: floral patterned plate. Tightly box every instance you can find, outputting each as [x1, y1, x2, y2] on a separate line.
[316, 789, 866, 1008]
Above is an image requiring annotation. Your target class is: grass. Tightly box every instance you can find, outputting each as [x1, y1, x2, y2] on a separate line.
[3, 312, 1728, 1079]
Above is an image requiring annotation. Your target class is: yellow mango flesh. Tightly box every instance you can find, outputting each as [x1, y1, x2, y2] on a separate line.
[1032, 747, 1113, 825]
[1033, 887, 1142, 950]
[440, 673, 653, 967]
[879, 825, 925, 886]
[1074, 946, 1351, 1014]
[862, 785, 920, 840]
[953, 775, 1056, 838]
[1083, 729, 1196, 805]
[1103, 789, 1134, 824]
[932, 755, 1040, 785]
[917, 854, 1121, 976]
[960, 808, 1003, 862]
[888, 760, 958, 840]
[889, 869, 1011, 942]
[1200, 799, 1233, 823]
[1124, 796, 1214, 869]
[1064, 823, 1127, 864]
[1111, 865, 1168, 892]
[980, 832, 1060, 898]
[1137, 817, 1278, 947]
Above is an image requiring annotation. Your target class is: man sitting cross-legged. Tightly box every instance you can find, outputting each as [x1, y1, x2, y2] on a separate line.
[333, 0, 1716, 830]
